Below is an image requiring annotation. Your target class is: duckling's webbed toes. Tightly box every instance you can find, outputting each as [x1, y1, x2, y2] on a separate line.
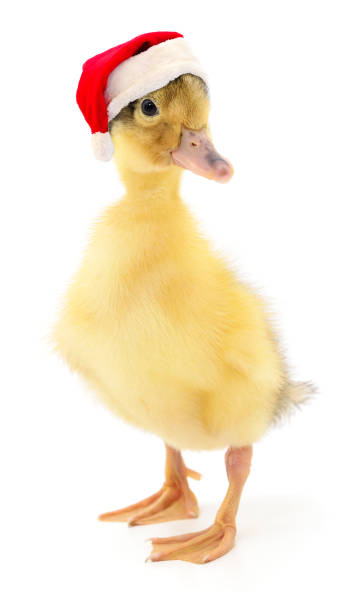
[98, 444, 200, 526]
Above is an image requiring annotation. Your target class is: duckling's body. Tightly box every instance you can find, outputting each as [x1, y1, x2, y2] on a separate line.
[54, 164, 288, 451]
[54, 66, 312, 564]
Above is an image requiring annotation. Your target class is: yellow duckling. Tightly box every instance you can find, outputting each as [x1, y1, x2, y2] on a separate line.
[53, 33, 312, 564]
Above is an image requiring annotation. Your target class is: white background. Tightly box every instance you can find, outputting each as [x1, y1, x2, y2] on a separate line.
[1, 1, 355, 610]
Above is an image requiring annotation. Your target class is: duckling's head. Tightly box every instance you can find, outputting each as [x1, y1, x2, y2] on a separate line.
[109, 74, 233, 183]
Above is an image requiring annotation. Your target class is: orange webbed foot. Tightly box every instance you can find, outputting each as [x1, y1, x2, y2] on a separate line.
[148, 521, 236, 564]
[98, 482, 199, 526]
[99, 446, 201, 526]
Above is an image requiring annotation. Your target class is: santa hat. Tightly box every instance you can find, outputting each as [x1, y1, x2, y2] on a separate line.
[76, 31, 208, 161]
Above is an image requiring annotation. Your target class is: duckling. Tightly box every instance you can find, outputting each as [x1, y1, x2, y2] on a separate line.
[53, 33, 313, 564]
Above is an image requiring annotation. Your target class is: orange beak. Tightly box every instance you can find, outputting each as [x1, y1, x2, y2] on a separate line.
[171, 127, 234, 183]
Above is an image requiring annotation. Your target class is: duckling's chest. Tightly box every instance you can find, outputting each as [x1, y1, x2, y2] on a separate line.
[55, 205, 237, 429]
[79, 253, 227, 390]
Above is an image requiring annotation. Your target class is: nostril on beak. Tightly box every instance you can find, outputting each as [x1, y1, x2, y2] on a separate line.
[190, 141, 199, 148]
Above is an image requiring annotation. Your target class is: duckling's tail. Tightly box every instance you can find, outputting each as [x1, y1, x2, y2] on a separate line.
[285, 380, 317, 406]
[273, 380, 317, 424]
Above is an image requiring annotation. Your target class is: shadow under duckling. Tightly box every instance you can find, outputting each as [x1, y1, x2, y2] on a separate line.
[53, 72, 313, 564]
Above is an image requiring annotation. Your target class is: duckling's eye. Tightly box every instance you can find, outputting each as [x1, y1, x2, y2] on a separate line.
[141, 99, 158, 116]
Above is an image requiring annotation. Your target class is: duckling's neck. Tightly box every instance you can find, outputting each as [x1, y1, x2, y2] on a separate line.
[119, 165, 183, 203]
[114, 164, 191, 269]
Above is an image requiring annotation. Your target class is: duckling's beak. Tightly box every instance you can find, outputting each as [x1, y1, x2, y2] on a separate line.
[171, 127, 234, 183]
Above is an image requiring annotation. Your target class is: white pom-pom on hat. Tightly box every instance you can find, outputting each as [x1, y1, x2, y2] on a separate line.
[91, 132, 115, 162]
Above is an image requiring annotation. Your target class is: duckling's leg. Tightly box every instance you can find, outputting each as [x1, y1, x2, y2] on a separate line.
[148, 445, 252, 564]
[99, 444, 200, 526]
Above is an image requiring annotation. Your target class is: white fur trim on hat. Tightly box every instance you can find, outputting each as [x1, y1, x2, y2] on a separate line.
[105, 37, 208, 122]
[92, 131, 115, 161]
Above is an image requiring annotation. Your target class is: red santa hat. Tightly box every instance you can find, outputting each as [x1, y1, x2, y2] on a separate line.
[76, 31, 208, 161]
